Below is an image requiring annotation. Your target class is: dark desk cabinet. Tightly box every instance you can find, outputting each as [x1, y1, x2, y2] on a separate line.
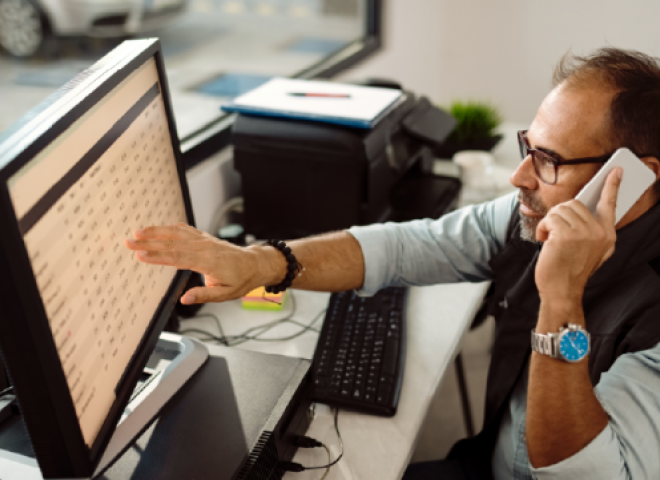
[101, 347, 312, 480]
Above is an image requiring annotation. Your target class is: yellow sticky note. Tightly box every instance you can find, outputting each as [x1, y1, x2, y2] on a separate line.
[241, 286, 287, 311]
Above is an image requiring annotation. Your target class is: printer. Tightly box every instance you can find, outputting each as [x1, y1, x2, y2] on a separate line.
[232, 92, 460, 240]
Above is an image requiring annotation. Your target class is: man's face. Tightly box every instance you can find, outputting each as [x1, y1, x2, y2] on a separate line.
[510, 84, 615, 242]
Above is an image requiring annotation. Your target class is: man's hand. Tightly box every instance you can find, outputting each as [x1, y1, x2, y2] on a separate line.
[125, 225, 366, 305]
[534, 168, 622, 305]
[125, 223, 283, 304]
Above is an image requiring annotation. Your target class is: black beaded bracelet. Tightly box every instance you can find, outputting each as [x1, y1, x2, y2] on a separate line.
[264, 239, 303, 294]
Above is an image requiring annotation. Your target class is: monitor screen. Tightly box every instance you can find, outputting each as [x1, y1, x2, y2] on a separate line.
[0, 39, 193, 477]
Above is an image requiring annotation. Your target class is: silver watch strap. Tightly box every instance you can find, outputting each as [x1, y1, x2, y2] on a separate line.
[531, 330, 557, 358]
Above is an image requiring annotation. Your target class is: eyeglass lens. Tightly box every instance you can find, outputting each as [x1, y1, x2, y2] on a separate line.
[518, 132, 558, 185]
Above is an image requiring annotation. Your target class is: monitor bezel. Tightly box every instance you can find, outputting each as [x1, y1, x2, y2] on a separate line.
[0, 38, 195, 477]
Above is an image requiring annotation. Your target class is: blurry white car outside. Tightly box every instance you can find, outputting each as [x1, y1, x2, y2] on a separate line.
[0, 0, 187, 57]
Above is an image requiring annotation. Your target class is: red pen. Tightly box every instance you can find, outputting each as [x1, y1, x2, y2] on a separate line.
[288, 92, 351, 98]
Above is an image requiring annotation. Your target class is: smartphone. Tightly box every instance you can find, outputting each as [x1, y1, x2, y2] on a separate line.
[575, 148, 656, 224]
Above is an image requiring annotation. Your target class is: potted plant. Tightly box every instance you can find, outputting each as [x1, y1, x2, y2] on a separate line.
[433, 100, 503, 159]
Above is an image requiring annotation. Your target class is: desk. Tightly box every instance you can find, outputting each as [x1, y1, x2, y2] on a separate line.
[182, 282, 490, 479]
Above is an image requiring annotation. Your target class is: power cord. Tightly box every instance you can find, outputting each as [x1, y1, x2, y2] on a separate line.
[319, 444, 332, 480]
[279, 408, 344, 476]
[180, 292, 326, 346]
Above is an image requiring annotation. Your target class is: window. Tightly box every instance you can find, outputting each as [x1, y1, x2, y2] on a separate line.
[0, 0, 382, 168]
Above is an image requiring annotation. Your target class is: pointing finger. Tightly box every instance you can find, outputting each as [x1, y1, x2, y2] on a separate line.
[181, 286, 238, 304]
[125, 238, 212, 252]
[133, 249, 204, 271]
[174, 222, 205, 235]
[595, 168, 623, 227]
[133, 224, 201, 241]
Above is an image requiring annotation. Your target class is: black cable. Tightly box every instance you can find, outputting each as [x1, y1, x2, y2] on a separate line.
[294, 436, 323, 448]
[280, 408, 344, 473]
[304, 408, 343, 470]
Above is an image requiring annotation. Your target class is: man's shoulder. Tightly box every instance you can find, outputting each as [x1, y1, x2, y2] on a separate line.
[466, 191, 519, 247]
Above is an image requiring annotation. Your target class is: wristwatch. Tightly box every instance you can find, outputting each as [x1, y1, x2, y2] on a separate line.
[531, 323, 590, 363]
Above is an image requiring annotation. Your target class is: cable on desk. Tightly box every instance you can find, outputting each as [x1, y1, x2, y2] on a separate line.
[280, 408, 344, 474]
[319, 444, 331, 480]
[246, 307, 325, 343]
[190, 312, 228, 342]
[180, 292, 326, 346]
[182, 291, 299, 344]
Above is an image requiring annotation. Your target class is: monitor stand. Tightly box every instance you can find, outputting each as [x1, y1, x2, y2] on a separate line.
[0, 333, 209, 480]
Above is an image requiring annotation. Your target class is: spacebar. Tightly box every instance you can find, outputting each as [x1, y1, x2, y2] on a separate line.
[383, 338, 399, 376]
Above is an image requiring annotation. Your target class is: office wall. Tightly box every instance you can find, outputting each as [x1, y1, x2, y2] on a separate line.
[190, 0, 660, 230]
[338, 0, 660, 124]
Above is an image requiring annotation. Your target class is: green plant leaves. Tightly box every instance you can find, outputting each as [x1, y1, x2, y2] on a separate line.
[444, 100, 502, 144]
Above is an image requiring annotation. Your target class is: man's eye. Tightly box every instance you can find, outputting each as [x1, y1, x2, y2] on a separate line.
[540, 156, 555, 168]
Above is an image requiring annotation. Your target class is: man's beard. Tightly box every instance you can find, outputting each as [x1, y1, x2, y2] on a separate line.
[518, 188, 549, 243]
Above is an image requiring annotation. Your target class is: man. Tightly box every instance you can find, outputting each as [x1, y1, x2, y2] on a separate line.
[126, 48, 660, 479]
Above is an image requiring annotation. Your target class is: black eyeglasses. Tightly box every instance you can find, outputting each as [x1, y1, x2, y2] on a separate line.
[517, 130, 614, 185]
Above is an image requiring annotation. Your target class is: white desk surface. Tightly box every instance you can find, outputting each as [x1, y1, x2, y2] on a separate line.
[183, 282, 490, 480]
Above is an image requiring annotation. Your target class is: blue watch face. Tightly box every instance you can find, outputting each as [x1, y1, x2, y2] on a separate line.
[559, 330, 589, 361]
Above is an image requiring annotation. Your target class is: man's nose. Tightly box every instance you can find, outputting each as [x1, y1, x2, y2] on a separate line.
[510, 155, 539, 190]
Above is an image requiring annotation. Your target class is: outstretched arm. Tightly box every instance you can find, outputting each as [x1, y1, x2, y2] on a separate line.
[125, 227, 364, 304]
[125, 193, 517, 304]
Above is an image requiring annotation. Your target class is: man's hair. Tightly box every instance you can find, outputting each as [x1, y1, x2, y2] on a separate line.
[553, 47, 660, 198]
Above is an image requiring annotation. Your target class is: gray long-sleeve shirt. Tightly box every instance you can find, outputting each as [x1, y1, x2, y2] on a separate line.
[348, 192, 660, 479]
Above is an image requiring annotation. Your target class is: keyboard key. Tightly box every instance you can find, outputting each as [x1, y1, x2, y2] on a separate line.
[378, 384, 393, 395]
[383, 338, 399, 376]
[380, 374, 394, 384]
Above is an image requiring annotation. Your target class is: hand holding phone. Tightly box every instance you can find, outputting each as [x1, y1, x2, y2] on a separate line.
[575, 148, 656, 224]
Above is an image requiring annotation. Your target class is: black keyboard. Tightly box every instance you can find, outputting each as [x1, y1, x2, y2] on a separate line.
[311, 287, 408, 416]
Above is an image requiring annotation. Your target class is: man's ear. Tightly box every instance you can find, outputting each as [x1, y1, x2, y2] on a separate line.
[641, 156, 660, 180]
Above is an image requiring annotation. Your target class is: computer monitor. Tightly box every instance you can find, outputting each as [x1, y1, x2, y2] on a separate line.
[0, 39, 196, 478]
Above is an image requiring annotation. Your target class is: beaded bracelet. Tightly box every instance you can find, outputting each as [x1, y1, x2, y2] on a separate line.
[264, 239, 304, 294]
